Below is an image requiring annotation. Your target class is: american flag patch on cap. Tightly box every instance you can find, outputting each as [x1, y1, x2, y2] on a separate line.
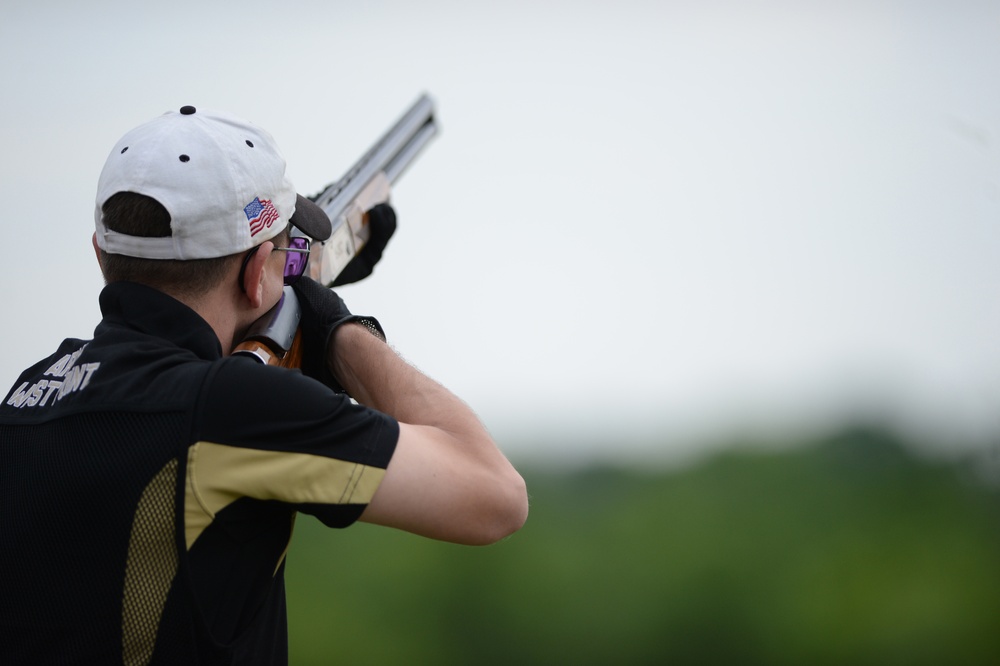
[244, 197, 280, 236]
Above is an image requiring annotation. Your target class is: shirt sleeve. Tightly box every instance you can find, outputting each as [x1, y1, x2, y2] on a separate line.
[190, 357, 399, 529]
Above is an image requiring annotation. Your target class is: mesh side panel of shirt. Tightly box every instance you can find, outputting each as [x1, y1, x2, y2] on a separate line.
[122, 458, 179, 666]
[0, 410, 188, 665]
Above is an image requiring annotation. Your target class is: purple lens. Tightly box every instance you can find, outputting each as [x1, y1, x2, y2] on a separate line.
[283, 237, 310, 284]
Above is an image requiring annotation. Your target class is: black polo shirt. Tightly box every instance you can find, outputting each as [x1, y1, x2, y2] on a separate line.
[0, 281, 399, 665]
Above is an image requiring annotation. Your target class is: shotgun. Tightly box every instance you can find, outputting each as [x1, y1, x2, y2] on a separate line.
[233, 94, 439, 367]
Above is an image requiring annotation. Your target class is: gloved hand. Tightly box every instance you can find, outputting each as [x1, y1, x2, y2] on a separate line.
[331, 203, 397, 287]
[291, 276, 385, 392]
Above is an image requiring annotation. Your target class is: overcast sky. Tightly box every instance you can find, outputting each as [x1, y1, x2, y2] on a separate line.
[2, 0, 998, 466]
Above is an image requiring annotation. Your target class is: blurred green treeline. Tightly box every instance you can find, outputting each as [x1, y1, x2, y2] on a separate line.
[285, 427, 1000, 665]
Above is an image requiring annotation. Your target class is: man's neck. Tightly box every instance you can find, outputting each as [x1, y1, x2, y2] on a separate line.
[165, 287, 245, 356]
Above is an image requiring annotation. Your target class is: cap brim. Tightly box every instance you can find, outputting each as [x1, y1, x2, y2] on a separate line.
[290, 194, 333, 241]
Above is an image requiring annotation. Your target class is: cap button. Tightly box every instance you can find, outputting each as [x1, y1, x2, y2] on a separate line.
[179, 105, 196, 115]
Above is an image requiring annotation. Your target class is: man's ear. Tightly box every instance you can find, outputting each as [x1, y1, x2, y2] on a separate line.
[242, 242, 273, 309]
[92, 233, 104, 272]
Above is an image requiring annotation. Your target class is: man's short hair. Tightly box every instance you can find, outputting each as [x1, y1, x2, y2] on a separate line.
[99, 192, 240, 297]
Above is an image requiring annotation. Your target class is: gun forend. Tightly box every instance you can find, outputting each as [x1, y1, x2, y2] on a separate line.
[303, 94, 439, 287]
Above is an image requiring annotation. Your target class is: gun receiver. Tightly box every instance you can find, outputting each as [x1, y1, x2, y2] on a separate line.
[303, 93, 439, 287]
[232, 287, 303, 367]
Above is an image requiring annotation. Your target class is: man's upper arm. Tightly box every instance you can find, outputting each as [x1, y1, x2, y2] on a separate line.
[358, 422, 528, 546]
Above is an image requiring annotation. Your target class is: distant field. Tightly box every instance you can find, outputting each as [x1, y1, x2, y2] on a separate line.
[285, 427, 1000, 665]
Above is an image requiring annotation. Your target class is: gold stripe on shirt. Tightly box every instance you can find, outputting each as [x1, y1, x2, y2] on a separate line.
[184, 441, 386, 550]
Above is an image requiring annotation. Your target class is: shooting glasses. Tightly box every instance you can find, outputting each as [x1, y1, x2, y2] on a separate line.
[238, 236, 310, 292]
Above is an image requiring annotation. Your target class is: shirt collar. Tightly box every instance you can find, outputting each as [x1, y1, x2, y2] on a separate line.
[97, 282, 223, 361]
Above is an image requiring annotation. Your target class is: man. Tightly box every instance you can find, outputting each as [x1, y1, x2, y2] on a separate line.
[0, 106, 527, 664]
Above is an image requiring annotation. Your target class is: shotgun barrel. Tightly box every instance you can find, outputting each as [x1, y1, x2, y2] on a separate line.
[304, 94, 439, 287]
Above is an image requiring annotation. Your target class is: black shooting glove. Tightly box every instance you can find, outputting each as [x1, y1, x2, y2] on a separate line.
[331, 203, 397, 287]
[291, 276, 385, 393]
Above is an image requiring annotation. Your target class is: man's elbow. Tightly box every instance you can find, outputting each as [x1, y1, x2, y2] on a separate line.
[471, 470, 529, 546]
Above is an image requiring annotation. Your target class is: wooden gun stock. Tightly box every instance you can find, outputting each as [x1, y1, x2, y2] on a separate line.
[231, 330, 303, 369]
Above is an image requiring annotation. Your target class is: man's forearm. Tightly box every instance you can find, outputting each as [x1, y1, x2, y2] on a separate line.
[328, 322, 528, 544]
[330, 323, 486, 437]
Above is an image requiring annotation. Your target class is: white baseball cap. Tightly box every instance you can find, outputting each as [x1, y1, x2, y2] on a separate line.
[95, 105, 331, 260]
